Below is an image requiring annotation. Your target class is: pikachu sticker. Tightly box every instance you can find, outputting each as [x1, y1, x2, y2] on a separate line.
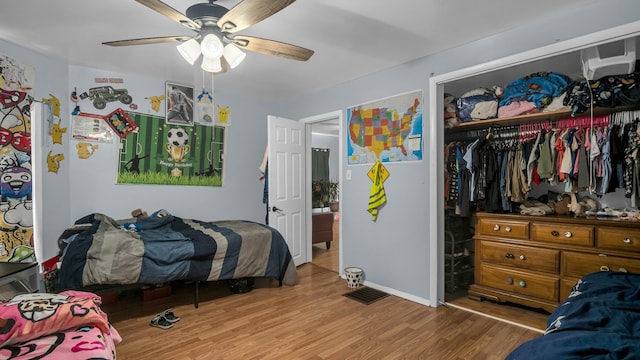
[49, 119, 67, 145]
[47, 151, 64, 173]
[144, 95, 165, 112]
[217, 105, 230, 125]
[76, 142, 98, 159]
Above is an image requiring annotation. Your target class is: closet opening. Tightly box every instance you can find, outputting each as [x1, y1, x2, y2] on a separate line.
[428, 23, 640, 329]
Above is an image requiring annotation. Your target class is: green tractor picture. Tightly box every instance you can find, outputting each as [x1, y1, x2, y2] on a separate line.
[87, 86, 133, 110]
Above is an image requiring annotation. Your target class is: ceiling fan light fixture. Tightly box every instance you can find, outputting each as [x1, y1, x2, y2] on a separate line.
[223, 43, 246, 69]
[200, 33, 224, 59]
[201, 55, 223, 73]
[177, 38, 202, 65]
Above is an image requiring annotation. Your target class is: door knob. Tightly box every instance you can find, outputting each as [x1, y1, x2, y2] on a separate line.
[271, 206, 283, 212]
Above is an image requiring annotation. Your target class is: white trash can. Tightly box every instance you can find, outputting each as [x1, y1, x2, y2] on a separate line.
[344, 267, 364, 288]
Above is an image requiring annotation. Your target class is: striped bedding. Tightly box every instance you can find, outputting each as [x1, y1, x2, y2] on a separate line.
[58, 212, 297, 290]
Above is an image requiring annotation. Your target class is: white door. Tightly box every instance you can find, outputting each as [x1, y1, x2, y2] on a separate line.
[268, 115, 307, 266]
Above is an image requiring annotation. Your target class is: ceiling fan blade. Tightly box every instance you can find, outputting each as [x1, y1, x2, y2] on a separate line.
[231, 36, 313, 61]
[218, 0, 296, 34]
[135, 0, 200, 30]
[102, 36, 192, 47]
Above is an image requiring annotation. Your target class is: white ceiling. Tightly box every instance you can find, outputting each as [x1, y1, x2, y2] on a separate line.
[0, 0, 602, 100]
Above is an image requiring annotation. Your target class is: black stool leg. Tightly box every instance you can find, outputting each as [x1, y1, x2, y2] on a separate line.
[194, 280, 199, 308]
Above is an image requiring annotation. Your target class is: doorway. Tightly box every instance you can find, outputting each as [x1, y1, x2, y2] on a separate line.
[302, 110, 343, 273]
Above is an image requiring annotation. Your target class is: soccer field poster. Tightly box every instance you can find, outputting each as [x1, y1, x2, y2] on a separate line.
[117, 112, 225, 186]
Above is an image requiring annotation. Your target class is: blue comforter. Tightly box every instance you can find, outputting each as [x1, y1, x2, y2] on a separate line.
[506, 271, 640, 359]
[58, 212, 297, 290]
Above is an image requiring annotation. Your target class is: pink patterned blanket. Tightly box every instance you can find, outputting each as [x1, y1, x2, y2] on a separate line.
[0, 290, 121, 359]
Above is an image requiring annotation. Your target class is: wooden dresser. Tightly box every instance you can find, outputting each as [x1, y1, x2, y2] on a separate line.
[312, 212, 334, 249]
[468, 212, 640, 313]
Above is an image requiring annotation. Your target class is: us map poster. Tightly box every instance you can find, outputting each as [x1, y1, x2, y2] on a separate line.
[117, 112, 225, 186]
[347, 90, 423, 165]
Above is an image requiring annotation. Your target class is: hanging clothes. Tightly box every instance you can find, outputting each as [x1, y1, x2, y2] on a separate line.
[443, 108, 640, 219]
[483, 147, 502, 212]
[537, 131, 553, 179]
[623, 122, 640, 198]
[444, 142, 459, 209]
[259, 146, 269, 224]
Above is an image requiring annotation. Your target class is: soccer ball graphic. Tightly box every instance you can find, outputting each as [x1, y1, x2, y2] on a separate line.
[167, 127, 189, 147]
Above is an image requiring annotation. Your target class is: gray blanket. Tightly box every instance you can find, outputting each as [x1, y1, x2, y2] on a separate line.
[59, 212, 297, 290]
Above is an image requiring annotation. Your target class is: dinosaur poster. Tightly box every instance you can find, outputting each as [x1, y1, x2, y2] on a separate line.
[117, 112, 225, 186]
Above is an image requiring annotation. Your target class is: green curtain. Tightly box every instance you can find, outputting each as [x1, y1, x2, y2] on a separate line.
[312, 148, 330, 181]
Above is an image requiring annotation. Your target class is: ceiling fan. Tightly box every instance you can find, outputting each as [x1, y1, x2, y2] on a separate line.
[103, 0, 314, 72]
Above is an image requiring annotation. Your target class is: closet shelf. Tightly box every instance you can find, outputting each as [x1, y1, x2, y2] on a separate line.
[448, 104, 640, 132]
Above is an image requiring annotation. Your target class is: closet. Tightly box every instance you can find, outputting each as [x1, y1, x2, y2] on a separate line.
[441, 35, 640, 312]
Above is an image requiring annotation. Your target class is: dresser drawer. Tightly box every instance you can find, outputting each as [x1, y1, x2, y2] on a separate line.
[479, 240, 559, 274]
[597, 227, 640, 252]
[477, 218, 529, 239]
[562, 251, 640, 278]
[531, 223, 593, 246]
[477, 263, 559, 302]
[560, 277, 581, 302]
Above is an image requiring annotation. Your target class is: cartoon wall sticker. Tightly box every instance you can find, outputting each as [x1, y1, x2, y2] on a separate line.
[4, 201, 33, 228]
[144, 95, 165, 112]
[71, 87, 81, 115]
[217, 105, 230, 125]
[85, 85, 132, 110]
[49, 119, 67, 145]
[76, 142, 98, 159]
[105, 108, 137, 138]
[71, 112, 115, 144]
[0, 53, 35, 264]
[0, 165, 32, 211]
[0, 54, 35, 93]
[41, 94, 60, 117]
[46, 151, 64, 173]
[0, 229, 33, 262]
[196, 89, 214, 124]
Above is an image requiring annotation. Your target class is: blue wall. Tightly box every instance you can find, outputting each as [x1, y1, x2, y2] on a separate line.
[1, 0, 638, 303]
[276, 0, 640, 302]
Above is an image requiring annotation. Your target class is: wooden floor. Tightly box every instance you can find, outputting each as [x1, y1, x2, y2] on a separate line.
[310, 213, 549, 332]
[104, 263, 540, 359]
[445, 291, 549, 332]
[311, 212, 339, 273]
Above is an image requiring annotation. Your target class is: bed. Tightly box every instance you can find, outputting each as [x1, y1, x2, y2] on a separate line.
[506, 271, 640, 359]
[0, 290, 121, 359]
[57, 210, 297, 305]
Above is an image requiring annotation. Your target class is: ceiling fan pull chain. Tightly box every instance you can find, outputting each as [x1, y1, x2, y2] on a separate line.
[211, 72, 215, 104]
[197, 71, 212, 102]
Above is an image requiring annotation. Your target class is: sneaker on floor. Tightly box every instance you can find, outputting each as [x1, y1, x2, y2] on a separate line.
[162, 309, 181, 323]
[150, 314, 173, 329]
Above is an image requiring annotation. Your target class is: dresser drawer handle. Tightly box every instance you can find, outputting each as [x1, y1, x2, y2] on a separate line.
[623, 238, 632, 244]
[519, 255, 526, 261]
[505, 226, 512, 232]
[600, 265, 610, 271]
[505, 253, 514, 259]
[506, 277, 513, 285]
[551, 230, 559, 237]
[564, 232, 573, 238]
[518, 280, 526, 288]
[493, 224, 500, 231]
